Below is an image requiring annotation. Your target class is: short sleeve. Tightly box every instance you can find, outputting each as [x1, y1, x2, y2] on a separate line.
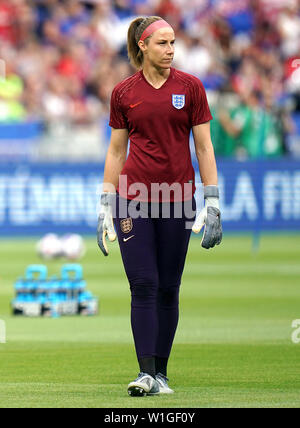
[189, 78, 213, 126]
[109, 87, 128, 129]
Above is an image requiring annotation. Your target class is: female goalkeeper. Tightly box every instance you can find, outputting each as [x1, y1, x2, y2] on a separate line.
[97, 16, 222, 397]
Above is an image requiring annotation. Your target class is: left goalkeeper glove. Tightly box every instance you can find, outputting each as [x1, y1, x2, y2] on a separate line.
[192, 185, 222, 249]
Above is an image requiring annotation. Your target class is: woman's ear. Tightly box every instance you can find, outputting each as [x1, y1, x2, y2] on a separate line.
[138, 40, 147, 54]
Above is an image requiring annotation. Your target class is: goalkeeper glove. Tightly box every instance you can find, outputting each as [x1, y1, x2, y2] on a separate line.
[97, 193, 117, 256]
[192, 185, 222, 249]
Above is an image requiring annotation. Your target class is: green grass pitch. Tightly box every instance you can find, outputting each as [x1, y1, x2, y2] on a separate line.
[0, 234, 300, 408]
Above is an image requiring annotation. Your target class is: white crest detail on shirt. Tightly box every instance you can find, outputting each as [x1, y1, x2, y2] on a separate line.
[172, 94, 185, 110]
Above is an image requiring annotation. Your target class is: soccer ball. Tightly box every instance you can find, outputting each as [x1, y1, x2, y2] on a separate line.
[36, 233, 63, 260]
[61, 234, 86, 260]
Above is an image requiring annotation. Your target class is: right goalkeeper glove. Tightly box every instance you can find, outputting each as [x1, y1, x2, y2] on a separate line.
[97, 193, 117, 256]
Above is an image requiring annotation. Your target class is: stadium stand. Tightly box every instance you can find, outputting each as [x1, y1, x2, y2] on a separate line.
[0, 0, 299, 161]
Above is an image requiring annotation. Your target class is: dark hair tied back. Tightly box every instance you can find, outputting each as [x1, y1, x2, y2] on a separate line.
[127, 16, 162, 70]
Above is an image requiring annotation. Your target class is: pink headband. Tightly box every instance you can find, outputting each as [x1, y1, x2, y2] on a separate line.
[139, 20, 173, 42]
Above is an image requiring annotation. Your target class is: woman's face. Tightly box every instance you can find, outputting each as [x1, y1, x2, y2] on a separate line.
[139, 27, 175, 69]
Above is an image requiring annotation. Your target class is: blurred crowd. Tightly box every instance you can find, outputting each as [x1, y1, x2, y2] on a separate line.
[0, 0, 300, 159]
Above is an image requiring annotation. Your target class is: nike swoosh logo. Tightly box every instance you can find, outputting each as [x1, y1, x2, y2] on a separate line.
[123, 235, 135, 242]
[130, 101, 143, 109]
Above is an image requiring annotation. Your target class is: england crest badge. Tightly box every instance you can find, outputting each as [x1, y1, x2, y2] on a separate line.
[172, 94, 185, 110]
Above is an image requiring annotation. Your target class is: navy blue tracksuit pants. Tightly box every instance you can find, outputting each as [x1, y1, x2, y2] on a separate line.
[114, 194, 196, 361]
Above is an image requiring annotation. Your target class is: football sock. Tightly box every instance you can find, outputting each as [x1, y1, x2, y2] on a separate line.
[155, 357, 168, 377]
[138, 357, 156, 378]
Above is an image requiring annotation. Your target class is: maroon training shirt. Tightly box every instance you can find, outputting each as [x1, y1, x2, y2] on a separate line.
[109, 67, 213, 202]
